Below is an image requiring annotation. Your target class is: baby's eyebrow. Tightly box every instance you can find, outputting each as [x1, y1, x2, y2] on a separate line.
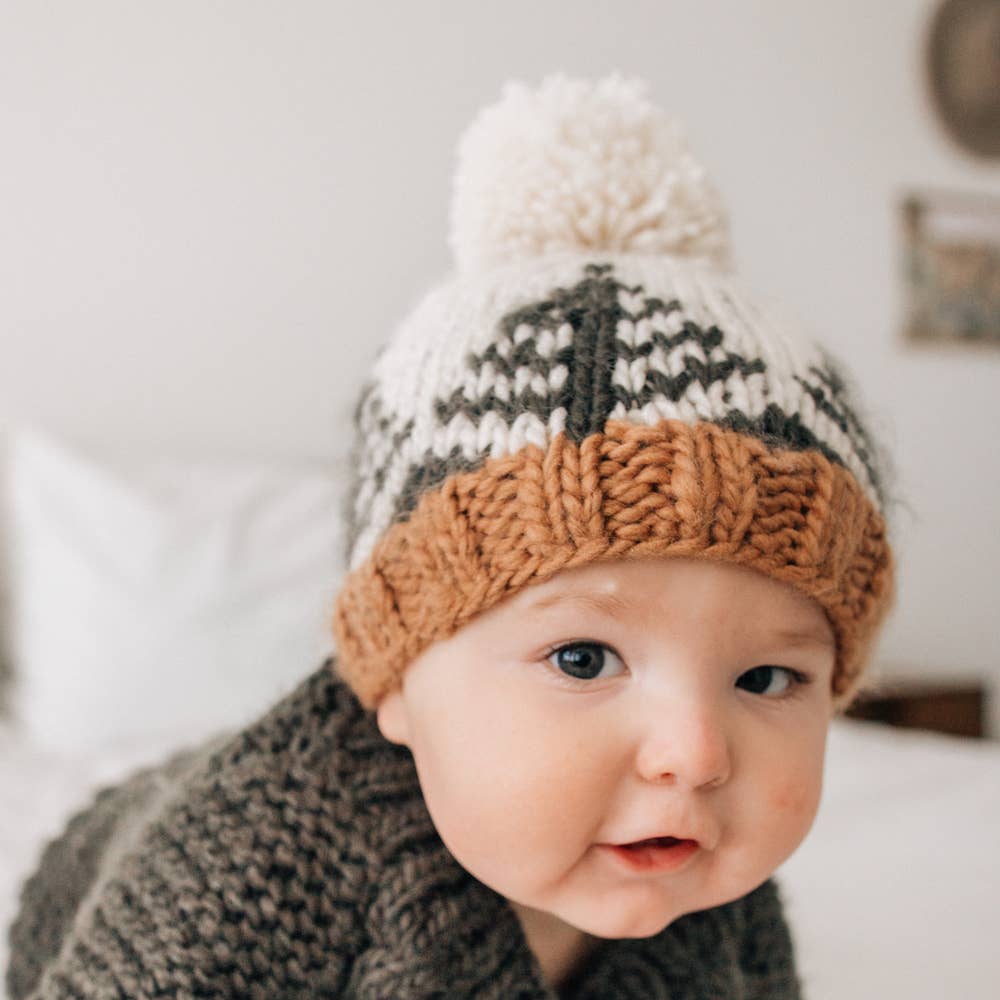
[527, 590, 836, 649]
[525, 591, 835, 648]
[524, 589, 632, 620]
[768, 623, 836, 650]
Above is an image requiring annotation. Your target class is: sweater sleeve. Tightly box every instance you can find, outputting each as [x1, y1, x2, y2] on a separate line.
[6, 746, 207, 1000]
[6, 668, 375, 1000]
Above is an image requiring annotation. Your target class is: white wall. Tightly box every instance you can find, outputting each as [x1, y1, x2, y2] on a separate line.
[2, 2, 998, 729]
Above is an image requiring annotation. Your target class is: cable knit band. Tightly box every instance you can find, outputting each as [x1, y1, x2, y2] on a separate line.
[332, 418, 894, 713]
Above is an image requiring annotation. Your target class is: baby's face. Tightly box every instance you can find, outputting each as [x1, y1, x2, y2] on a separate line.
[376, 555, 836, 940]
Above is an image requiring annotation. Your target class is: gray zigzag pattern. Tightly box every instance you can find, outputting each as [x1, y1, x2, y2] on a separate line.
[347, 264, 884, 557]
[344, 380, 415, 565]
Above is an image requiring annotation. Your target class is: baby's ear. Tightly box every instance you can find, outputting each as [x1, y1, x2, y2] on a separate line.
[375, 686, 411, 746]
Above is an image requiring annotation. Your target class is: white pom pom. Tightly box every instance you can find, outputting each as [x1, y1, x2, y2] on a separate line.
[448, 73, 731, 274]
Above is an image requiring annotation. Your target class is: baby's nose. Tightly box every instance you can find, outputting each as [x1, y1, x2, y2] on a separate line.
[634, 701, 732, 790]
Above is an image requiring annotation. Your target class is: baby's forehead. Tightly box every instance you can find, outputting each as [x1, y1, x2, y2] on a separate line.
[483, 555, 834, 643]
[515, 554, 809, 604]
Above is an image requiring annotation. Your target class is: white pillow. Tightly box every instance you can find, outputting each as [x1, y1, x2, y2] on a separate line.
[6, 428, 348, 754]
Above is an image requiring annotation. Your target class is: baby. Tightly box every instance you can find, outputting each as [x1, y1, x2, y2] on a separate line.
[8, 74, 896, 999]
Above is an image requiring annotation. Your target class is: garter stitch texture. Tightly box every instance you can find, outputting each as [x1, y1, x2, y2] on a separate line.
[333, 73, 896, 712]
[7, 660, 804, 999]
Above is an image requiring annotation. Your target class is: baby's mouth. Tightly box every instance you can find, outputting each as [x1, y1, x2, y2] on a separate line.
[600, 836, 701, 873]
[621, 836, 693, 848]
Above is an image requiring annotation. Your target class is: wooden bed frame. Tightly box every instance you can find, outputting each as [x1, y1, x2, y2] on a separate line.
[844, 679, 987, 738]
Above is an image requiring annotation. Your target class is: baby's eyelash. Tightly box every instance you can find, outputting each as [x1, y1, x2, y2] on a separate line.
[736, 665, 813, 700]
[541, 640, 624, 686]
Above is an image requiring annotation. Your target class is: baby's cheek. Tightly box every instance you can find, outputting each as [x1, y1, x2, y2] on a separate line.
[767, 775, 821, 828]
[769, 785, 805, 815]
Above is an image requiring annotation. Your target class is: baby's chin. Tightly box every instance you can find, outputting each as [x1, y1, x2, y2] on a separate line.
[517, 891, 684, 941]
[553, 904, 683, 941]
[535, 880, 756, 941]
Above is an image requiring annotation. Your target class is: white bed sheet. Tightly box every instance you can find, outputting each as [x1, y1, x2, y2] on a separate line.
[2, 717, 998, 999]
[778, 717, 1000, 1000]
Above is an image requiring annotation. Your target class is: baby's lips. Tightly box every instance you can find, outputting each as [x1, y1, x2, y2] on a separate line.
[608, 826, 715, 849]
[620, 835, 695, 849]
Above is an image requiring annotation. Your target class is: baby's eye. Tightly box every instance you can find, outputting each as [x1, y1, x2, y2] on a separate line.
[547, 641, 625, 682]
[737, 665, 808, 698]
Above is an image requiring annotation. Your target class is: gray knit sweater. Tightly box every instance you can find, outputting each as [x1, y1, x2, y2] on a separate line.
[6, 659, 804, 999]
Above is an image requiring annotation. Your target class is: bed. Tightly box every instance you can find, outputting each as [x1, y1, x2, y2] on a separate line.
[2, 428, 998, 1000]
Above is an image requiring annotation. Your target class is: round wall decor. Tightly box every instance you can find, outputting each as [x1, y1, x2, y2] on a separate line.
[926, 0, 1000, 158]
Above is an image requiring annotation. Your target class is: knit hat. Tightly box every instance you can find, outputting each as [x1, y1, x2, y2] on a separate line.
[332, 73, 896, 713]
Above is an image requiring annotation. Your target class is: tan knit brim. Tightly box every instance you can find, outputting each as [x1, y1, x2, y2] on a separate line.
[333, 419, 895, 713]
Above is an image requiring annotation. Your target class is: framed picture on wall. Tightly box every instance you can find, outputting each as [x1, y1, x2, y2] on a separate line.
[901, 189, 1000, 346]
